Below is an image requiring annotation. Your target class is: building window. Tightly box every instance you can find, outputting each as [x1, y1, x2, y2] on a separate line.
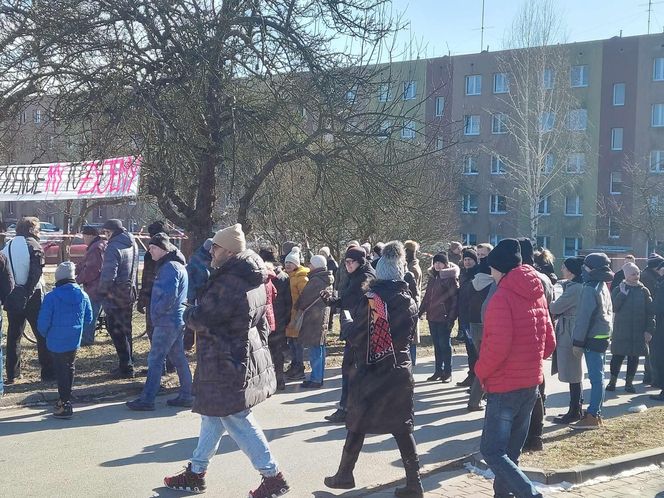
[491, 113, 508, 134]
[652, 103, 664, 127]
[345, 86, 357, 103]
[378, 83, 392, 102]
[403, 81, 417, 100]
[613, 83, 625, 106]
[651, 150, 664, 172]
[490, 155, 507, 174]
[489, 234, 502, 247]
[538, 195, 551, 215]
[536, 236, 551, 249]
[435, 138, 444, 151]
[654, 58, 664, 81]
[97, 206, 103, 218]
[33, 109, 41, 124]
[461, 194, 479, 214]
[493, 73, 509, 93]
[489, 194, 507, 214]
[539, 112, 555, 132]
[609, 218, 621, 239]
[567, 109, 587, 131]
[435, 97, 445, 116]
[565, 195, 583, 216]
[465, 74, 482, 96]
[564, 237, 582, 257]
[462, 233, 477, 246]
[401, 120, 416, 139]
[543, 153, 555, 174]
[464, 115, 480, 136]
[610, 172, 623, 194]
[379, 120, 392, 139]
[7, 201, 14, 215]
[463, 155, 479, 175]
[611, 128, 623, 151]
[18, 111, 26, 124]
[566, 153, 586, 173]
[543, 68, 554, 89]
[570, 64, 589, 88]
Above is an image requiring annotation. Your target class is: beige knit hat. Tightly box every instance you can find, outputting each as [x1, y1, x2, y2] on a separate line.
[212, 223, 246, 253]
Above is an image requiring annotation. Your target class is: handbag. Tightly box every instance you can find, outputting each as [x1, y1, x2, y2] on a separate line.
[293, 297, 322, 334]
[4, 240, 28, 313]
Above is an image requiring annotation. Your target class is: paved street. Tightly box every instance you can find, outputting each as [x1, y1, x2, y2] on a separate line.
[1, 355, 663, 497]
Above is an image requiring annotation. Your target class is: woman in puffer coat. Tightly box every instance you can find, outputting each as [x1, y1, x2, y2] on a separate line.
[550, 256, 584, 424]
[296, 255, 333, 388]
[607, 262, 655, 393]
[325, 241, 423, 498]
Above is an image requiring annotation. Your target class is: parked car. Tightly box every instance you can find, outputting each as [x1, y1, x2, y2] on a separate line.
[42, 237, 88, 265]
[6, 221, 62, 234]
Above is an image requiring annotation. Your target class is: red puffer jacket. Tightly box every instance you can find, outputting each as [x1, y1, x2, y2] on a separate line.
[264, 270, 278, 333]
[475, 265, 556, 393]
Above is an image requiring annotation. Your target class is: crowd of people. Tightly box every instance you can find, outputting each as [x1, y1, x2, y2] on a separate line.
[1, 215, 664, 497]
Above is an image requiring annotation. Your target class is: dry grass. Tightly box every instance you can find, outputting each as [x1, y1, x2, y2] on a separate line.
[521, 407, 664, 470]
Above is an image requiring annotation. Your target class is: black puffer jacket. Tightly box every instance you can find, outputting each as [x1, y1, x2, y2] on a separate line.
[185, 250, 276, 417]
[338, 263, 376, 339]
[271, 265, 292, 333]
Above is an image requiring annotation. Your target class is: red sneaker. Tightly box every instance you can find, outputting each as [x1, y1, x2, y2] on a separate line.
[164, 463, 206, 494]
[249, 472, 290, 498]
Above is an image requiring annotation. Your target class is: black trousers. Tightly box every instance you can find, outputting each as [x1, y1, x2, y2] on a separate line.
[269, 330, 287, 383]
[6, 292, 53, 381]
[106, 306, 134, 372]
[343, 430, 417, 462]
[610, 354, 639, 379]
[52, 350, 76, 402]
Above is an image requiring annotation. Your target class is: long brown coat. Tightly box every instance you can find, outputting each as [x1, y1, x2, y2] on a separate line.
[286, 265, 310, 338]
[296, 268, 334, 347]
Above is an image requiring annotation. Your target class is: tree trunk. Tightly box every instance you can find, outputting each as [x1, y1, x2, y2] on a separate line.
[59, 199, 74, 262]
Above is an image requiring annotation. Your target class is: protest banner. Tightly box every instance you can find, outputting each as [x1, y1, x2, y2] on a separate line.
[0, 156, 141, 201]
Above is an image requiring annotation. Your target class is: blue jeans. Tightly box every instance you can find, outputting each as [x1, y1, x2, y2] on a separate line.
[428, 320, 452, 375]
[0, 316, 4, 396]
[308, 345, 326, 383]
[410, 343, 417, 366]
[140, 326, 192, 404]
[191, 410, 279, 476]
[81, 299, 102, 345]
[288, 338, 304, 366]
[480, 386, 541, 497]
[584, 350, 606, 417]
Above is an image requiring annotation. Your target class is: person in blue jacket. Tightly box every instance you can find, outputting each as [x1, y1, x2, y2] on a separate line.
[38, 262, 93, 419]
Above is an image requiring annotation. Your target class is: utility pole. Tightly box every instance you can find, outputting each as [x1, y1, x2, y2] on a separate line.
[480, 0, 486, 51]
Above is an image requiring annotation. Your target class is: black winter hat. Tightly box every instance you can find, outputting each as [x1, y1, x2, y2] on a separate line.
[345, 245, 367, 265]
[647, 253, 664, 268]
[148, 220, 166, 237]
[584, 252, 611, 271]
[102, 219, 123, 232]
[433, 252, 449, 264]
[149, 232, 175, 252]
[462, 248, 478, 264]
[563, 256, 584, 277]
[259, 246, 278, 263]
[487, 238, 522, 274]
[517, 237, 535, 265]
[81, 225, 99, 236]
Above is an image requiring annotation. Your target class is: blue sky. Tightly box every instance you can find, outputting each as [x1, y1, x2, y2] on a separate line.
[388, 0, 661, 58]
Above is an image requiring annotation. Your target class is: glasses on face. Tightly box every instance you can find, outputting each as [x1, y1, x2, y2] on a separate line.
[345, 259, 356, 266]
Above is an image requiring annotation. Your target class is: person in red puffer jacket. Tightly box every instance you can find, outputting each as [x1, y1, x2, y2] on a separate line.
[475, 238, 555, 498]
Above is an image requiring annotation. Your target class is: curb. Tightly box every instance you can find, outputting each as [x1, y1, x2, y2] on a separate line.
[468, 448, 664, 485]
[0, 381, 147, 408]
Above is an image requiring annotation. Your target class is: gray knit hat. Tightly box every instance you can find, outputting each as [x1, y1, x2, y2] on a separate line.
[55, 261, 76, 282]
[376, 241, 406, 280]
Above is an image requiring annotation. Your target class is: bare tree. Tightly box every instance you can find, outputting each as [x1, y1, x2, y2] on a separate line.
[490, 0, 588, 240]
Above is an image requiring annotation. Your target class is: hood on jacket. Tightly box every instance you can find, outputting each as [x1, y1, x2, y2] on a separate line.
[428, 263, 460, 280]
[584, 267, 614, 283]
[52, 282, 88, 305]
[109, 230, 134, 249]
[309, 267, 334, 286]
[498, 265, 545, 301]
[158, 249, 186, 267]
[472, 272, 494, 291]
[219, 249, 268, 287]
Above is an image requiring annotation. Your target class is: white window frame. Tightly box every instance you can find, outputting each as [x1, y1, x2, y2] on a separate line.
[465, 74, 482, 96]
[651, 150, 664, 173]
[565, 195, 583, 216]
[608, 217, 621, 239]
[613, 83, 625, 106]
[463, 155, 479, 175]
[654, 58, 664, 81]
[7, 201, 14, 215]
[490, 155, 506, 174]
[489, 234, 502, 247]
[610, 172, 623, 194]
[567, 109, 588, 131]
[543, 153, 555, 175]
[491, 113, 508, 134]
[489, 194, 507, 214]
[461, 194, 479, 214]
[540, 111, 555, 132]
[566, 153, 586, 174]
[435, 96, 445, 116]
[401, 120, 416, 139]
[536, 236, 551, 249]
[563, 237, 582, 257]
[33, 109, 41, 124]
[464, 115, 480, 136]
[543, 68, 554, 89]
[611, 128, 624, 151]
[435, 137, 444, 151]
[403, 81, 417, 100]
[379, 120, 392, 140]
[378, 83, 392, 102]
[462, 233, 477, 246]
[538, 195, 551, 215]
[493, 73, 509, 94]
[345, 86, 357, 103]
[652, 103, 664, 127]
[96, 205, 103, 218]
[571, 65, 589, 88]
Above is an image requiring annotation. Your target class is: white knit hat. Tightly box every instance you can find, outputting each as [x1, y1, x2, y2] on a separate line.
[310, 255, 327, 269]
[285, 249, 301, 266]
[212, 224, 246, 253]
[318, 246, 331, 258]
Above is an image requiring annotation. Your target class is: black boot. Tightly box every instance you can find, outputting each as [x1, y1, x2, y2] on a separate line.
[625, 375, 636, 393]
[606, 375, 617, 392]
[324, 446, 360, 489]
[394, 456, 424, 497]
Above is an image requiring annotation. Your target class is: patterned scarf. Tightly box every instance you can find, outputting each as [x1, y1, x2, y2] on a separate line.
[366, 290, 396, 365]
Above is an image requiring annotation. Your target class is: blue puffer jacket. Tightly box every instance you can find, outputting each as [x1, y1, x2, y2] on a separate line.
[150, 250, 188, 328]
[186, 243, 211, 302]
[38, 282, 93, 353]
